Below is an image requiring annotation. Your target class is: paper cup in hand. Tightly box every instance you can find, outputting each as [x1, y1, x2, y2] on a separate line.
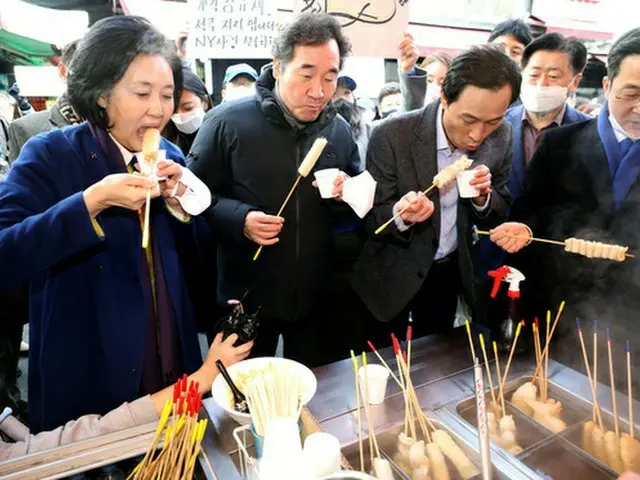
[314, 168, 341, 199]
[358, 364, 389, 405]
[456, 169, 481, 198]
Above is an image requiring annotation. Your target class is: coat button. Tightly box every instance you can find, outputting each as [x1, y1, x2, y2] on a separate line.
[97, 265, 103, 272]
[90, 152, 97, 159]
[417, 271, 425, 279]
[131, 368, 136, 375]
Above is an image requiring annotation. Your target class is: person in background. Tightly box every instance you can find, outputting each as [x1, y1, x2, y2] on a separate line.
[475, 33, 590, 329]
[165, 69, 213, 155]
[357, 97, 377, 124]
[221, 63, 258, 102]
[7, 83, 34, 118]
[0, 94, 9, 175]
[189, 13, 360, 367]
[352, 45, 520, 345]
[0, 333, 251, 460]
[577, 101, 602, 117]
[7, 40, 81, 164]
[0, 16, 213, 434]
[489, 28, 640, 398]
[334, 97, 370, 169]
[376, 82, 402, 120]
[398, 32, 453, 111]
[332, 74, 357, 103]
[488, 19, 533, 65]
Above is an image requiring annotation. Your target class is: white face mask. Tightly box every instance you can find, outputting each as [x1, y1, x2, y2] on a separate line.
[425, 83, 441, 104]
[520, 83, 569, 114]
[171, 108, 205, 134]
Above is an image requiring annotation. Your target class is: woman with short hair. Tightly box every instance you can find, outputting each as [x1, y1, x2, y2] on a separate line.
[0, 16, 217, 433]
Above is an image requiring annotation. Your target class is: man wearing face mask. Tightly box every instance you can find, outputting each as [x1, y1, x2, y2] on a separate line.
[375, 82, 402, 120]
[475, 34, 589, 329]
[487, 28, 640, 396]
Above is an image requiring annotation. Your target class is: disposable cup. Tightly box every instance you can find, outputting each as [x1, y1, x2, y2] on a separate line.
[314, 169, 340, 199]
[259, 417, 305, 480]
[358, 364, 390, 405]
[303, 432, 342, 477]
[456, 169, 480, 198]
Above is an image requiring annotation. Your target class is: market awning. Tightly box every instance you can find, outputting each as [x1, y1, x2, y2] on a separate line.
[0, 30, 54, 64]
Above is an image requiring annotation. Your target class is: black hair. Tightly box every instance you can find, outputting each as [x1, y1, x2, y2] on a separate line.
[272, 13, 352, 70]
[333, 98, 362, 138]
[442, 45, 522, 105]
[377, 82, 401, 106]
[488, 19, 533, 47]
[182, 69, 212, 110]
[521, 33, 587, 75]
[61, 40, 79, 68]
[607, 28, 640, 80]
[67, 16, 182, 129]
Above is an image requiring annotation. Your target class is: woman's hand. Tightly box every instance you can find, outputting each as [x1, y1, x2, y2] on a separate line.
[157, 160, 187, 208]
[83, 173, 159, 218]
[194, 333, 254, 391]
[489, 222, 533, 254]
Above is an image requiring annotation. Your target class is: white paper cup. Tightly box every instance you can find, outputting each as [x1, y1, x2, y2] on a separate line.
[456, 169, 480, 198]
[260, 417, 305, 480]
[358, 364, 390, 405]
[314, 168, 340, 199]
[303, 432, 342, 477]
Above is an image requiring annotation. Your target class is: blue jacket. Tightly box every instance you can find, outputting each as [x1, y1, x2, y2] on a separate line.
[476, 104, 591, 278]
[0, 123, 203, 432]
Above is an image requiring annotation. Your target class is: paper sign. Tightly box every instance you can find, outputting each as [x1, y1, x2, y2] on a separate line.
[294, 0, 410, 58]
[189, 0, 280, 59]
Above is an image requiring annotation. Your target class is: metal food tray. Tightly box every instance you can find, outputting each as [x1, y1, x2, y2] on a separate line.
[447, 375, 621, 479]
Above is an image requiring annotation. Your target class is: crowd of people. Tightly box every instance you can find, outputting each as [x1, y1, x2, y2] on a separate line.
[0, 12, 638, 476]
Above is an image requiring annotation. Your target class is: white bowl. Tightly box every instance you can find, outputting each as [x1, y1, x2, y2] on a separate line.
[212, 357, 317, 426]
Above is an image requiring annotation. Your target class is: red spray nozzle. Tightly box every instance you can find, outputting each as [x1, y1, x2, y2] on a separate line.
[487, 266, 510, 298]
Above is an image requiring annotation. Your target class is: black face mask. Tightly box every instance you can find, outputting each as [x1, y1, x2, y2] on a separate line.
[381, 109, 398, 119]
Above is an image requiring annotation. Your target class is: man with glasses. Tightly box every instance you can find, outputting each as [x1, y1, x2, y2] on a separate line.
[486, 28, 640, 397]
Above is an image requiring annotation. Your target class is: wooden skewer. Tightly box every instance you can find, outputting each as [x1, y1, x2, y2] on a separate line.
[253, 175, 301, 261]
[479, 334, 498, 409]
[350, 351, 365, 473]
[475, 230, 634, 258]
[500, 321, 523, 393]
[407, 325, 413, 378]
[627, 340, 634, 439]
[577, 319, 604, 431]
[607, 329, 620, 437]
[493, 341, 506, 417]
[374, 184, 437, 235]
[593, 321, 598, 424]
[361, 352, 380, 460]
[532, 301, 566, 384]
[533, 320, 543, 398]
[465, 320, 477, 362]
[398, 347, 434, 441]
[545, 311, 551, 402]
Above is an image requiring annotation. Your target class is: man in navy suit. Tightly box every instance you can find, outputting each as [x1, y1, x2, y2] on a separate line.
[476, 33, 590, 328]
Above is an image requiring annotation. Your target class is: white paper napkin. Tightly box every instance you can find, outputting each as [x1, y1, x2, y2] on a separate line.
[342, 170, 377, 218]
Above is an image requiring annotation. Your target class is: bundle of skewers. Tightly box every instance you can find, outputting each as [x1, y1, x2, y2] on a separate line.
[466, 321, 523, 455]
[128, 375, 207, 480]
[505, 303, 568, 433]
[577, 320, 640, 473]
[360, 327, 481, 480]
[375, 155, 474, 235]
[476, 229, 633, 262]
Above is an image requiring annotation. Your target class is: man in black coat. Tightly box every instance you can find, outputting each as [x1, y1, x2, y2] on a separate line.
[490, 28, 640, 397]
[189, 13, 360, 367]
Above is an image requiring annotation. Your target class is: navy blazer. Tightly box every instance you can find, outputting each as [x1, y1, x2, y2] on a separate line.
[476, 104, 591, 278]
[0, 123, 203, 432]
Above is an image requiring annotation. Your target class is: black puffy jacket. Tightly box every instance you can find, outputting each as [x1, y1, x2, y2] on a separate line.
[189, 67, 360, 321]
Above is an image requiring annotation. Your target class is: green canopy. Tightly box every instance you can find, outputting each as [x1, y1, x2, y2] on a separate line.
[0, 29, 54, 64]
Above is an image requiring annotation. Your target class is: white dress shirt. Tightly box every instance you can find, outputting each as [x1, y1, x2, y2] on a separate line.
[395, 105, 489, 260]
[110, 135, 211, 218]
